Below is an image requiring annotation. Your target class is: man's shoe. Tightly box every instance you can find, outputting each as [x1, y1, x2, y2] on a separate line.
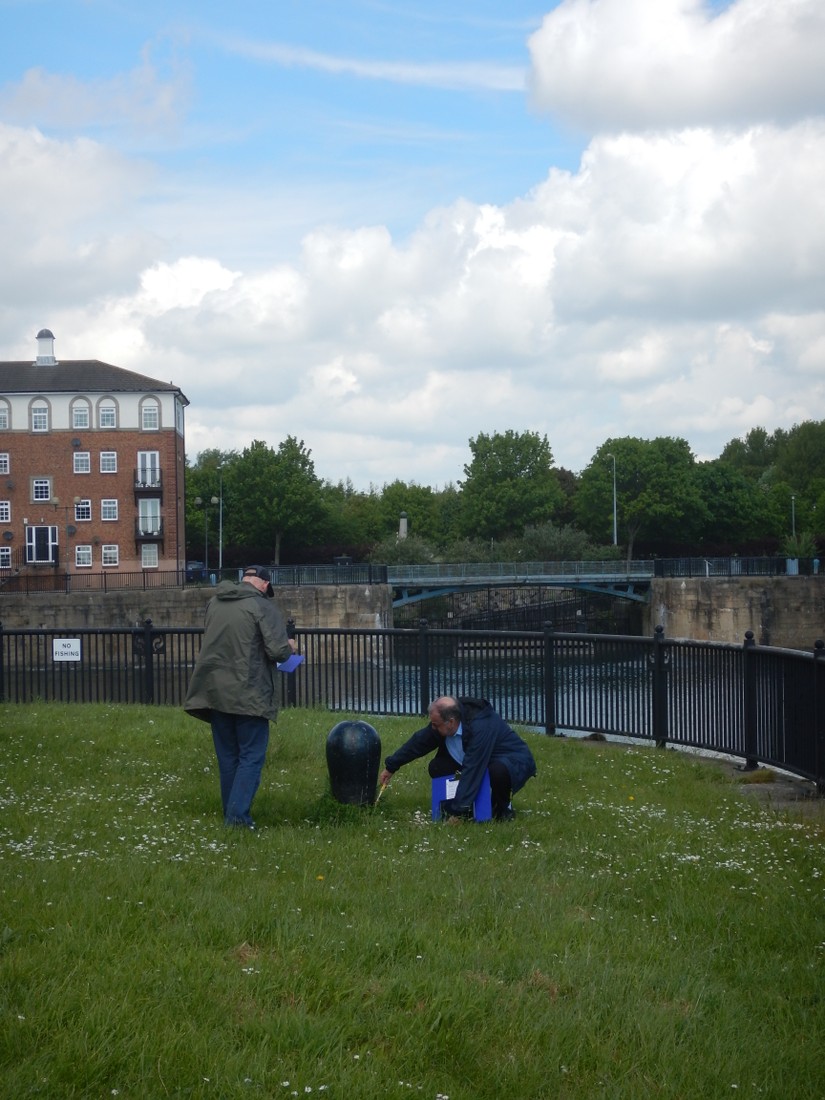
[494, 806, 516, 822]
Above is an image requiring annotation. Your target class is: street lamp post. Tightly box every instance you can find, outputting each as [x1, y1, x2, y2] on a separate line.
[791, 495, 796, 539]
[606, 453, 617, 546]
[218, 466, 224, 574]
[52, 495, 81, 582]
[195, 496, 219, 571]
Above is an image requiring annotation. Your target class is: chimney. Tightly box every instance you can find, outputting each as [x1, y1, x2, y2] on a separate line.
[35, 328, 57, 366]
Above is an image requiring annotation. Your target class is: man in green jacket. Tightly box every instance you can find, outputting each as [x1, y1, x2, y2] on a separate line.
[184, 565, 295, 828]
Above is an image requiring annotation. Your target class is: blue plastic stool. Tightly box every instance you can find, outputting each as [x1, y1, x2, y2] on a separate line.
[431, 770, 492, 822]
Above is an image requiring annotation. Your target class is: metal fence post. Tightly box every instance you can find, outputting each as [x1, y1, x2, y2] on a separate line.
[0, 620, 4, 703]
[743, 630, 758, 771]
[141, 618, 156, 704]
[814, 639, 825, 794]
[286, 618, 297, 709]
[652, 625, 669, 747]
[418, 619, 430, 716]
[543, 622, 557, 736]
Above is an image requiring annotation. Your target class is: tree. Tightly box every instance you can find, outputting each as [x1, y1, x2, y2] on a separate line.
[719, 426, 779, 482]
[576, 438, 707, 559]
[458, 430, 563, 541]
[692, 460, 773, 549]
[226, 437, 325, 564]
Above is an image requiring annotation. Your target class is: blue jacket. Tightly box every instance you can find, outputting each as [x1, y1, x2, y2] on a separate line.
[384, 697, 537, 813]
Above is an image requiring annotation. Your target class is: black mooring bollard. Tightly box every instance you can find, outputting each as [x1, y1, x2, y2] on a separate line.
[326, 720, 382, 805]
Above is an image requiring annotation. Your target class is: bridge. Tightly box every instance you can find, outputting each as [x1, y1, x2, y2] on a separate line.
[264, 555, 810, 609]
[387, 560, 656, 607]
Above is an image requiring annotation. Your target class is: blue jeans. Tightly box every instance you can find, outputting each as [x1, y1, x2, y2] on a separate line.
[210, 712, 270, 827]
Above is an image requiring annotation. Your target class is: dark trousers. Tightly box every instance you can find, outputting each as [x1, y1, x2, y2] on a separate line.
[210, 711, 269, 827]
[427, 742, 512, 816]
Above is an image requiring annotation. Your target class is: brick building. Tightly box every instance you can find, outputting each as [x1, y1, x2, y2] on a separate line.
[0, 329, 189, 577]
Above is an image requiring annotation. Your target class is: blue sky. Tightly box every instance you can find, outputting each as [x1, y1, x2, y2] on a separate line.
[1, 1, 824, 490]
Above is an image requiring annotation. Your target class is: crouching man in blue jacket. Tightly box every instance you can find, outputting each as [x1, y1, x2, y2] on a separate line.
[378, 696, 536, 821]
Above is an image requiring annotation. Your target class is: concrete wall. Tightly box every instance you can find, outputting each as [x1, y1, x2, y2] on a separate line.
[3, 576, 823, 651]
[0, 582, 393, 631]
[645, 576, 825, 651]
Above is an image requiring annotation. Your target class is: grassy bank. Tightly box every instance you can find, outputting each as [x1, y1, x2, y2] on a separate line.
[1, 703, 823, 1099]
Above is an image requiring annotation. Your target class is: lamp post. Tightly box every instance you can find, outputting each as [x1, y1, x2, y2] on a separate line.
[52, 495, 80, 581]
[606, 453, 617, 546]
[218, 466, 224, 574]
[195, 496, 219, 571]
[791, 495, 796, 539]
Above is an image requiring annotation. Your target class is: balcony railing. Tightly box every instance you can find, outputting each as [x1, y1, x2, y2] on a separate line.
[134, 470, 163, 492]
[135, 519, 164, 540]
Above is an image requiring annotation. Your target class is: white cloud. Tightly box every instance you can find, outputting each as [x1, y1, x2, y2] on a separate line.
[528, 0, 825, 130]
[221, 36, 525, 93]
[3, 2, 825, 487]
[0, 46, 191, 134]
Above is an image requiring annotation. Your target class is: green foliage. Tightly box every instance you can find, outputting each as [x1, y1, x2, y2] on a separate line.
[576, 437, 707, 557]
[228, 437, 326, 563]
[366, 532, 438, 564]
[2, 703, 824, 1098]
[459, 429, 564, 540]
[187, 418, 825, 564]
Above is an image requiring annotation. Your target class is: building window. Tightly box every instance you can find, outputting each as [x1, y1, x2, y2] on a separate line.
[100, 452, 117, 473]
[137, 451, 160, 487]
[141, 544, 159, 569]
[75, 499, 92, 522]
[26, 525, 57, 563]
[31, 403, 49, 432]
[0, 404, 9, 431]
[138, 499, 161, 536]
[0, 453, 9, 475]
[0, 501, 10, 523]
[0, 547, 10, 569]
[75, 545, 93, 568]
[101, 544, 119, 567]
[98, 401, 117, 428]
[141, 401, 160, 431]
[32, 478, 52, 502]
[101, 499, 118, 521]
[73, 452, 91, 474]
[72, 403, 90, 430]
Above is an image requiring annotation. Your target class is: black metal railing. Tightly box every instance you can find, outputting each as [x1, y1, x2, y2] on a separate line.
[1, 620, 823, 791]
[0, 556, 821, 595]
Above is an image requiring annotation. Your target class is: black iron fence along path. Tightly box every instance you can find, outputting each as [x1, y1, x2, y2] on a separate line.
[1, 619, 823, 791]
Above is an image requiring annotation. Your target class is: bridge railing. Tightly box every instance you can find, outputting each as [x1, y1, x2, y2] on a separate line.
[1, 620, 822, 791]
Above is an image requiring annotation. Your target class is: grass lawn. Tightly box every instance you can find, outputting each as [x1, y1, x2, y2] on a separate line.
[1, 703, 824, 1099]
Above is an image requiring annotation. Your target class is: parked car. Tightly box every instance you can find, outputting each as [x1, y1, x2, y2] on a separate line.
[185, 561, 207, 582]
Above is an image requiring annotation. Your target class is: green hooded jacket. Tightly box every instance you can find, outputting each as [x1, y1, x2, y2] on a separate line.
[184, 580, 292, 723]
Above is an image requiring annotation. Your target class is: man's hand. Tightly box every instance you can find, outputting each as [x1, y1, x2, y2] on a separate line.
[378, 768, 394, 787]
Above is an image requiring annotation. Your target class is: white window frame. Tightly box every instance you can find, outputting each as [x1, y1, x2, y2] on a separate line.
[31, 404, 49, 432]
[0, 546, 10, 569]
[101, 544, 119, 567]
[26, 525, 58, 563]
[72, 403, 90, 430]
[98, 402, 117, 429]
[100, 452, 117, 474]
[0, 501, 10, 523]
[0, 453, 9, 475]
[136, 451, 160, 487]
[138, 498, 161, 536]
[141, 401, 159, 431]
[0, 405, 9, 431]
[101, 499, 118, 521]
[73, 452, 91, 474]
[75, 499, 92, 522]
[32, 478, 52, 502]
[75, 545, 93, 568]
[141, 544, 159, 569]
